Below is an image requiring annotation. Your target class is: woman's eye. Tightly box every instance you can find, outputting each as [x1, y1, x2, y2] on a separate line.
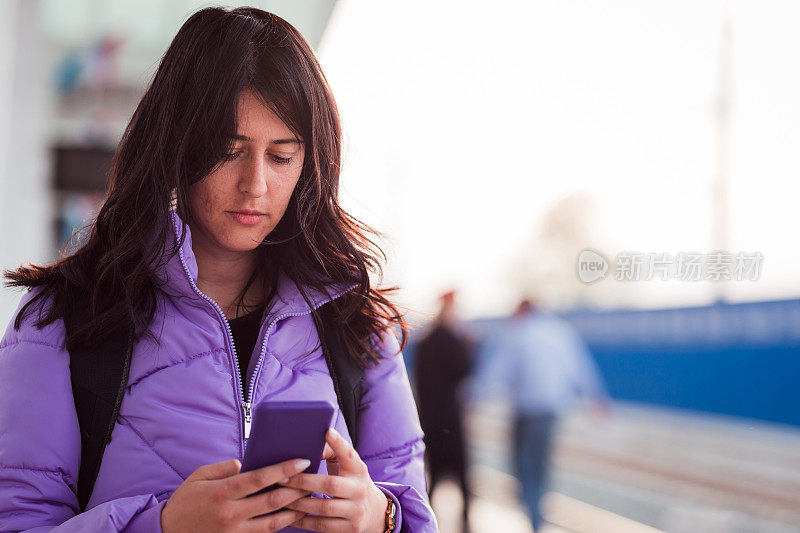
[222, 152, 291, 165]
[271, 155, 292, 165]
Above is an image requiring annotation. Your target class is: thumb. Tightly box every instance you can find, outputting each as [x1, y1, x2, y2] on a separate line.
[323, 442, 341, 476]
[192, 458, 242, 481]
[322, 442, 336, 461]
[325, 427, 363, 475]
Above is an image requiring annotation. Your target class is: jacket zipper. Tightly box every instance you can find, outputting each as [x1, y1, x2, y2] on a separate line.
[173, 221, 357, 452]
[175, 244, 249, 456]
[245, 282, 358, 440]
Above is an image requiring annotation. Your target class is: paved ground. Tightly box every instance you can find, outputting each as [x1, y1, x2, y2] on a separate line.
[427, 401, 800, 533]
[431, 466, 663, 533]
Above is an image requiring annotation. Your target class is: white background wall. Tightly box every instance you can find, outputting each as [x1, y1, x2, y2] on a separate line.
[0, 0, 53, 328]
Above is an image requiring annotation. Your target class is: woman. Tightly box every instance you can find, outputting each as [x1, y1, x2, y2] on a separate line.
[0, 7, 436, 533]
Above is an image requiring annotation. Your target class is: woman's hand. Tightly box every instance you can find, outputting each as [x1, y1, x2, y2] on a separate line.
[279, 427, 390, 533]
[160, 456, 312, 533]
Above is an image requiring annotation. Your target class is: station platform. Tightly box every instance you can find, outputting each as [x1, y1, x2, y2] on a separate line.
[428, 401, 800, 533]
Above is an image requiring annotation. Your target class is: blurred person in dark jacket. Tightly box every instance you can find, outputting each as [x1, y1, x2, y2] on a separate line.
[468, 298, 609, 532]
[415, 289, 474, 532]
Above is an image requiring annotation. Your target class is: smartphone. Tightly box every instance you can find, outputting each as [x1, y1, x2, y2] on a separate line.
[240, 400, 336, 500]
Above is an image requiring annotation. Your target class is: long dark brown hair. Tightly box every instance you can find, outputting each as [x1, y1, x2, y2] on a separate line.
[3, 6, 407, 368]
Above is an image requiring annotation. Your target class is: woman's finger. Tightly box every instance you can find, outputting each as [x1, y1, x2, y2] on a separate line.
[225, 458, 310, 499]
[324, 427, 368, 476]
[321, 442, 336, 461]
[291, 515, 352, 533]
[324, 441, 341, 475]
[284, 494, 356, 519]
[241, 508, 307, 533]
[278, 472, 359, 499]
[237, 486, 311, 520]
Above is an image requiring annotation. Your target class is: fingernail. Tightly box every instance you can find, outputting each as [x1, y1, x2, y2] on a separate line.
[295, 459, 311, 470]
[279, 477, 290, 484]
[329, 427, 339, 439]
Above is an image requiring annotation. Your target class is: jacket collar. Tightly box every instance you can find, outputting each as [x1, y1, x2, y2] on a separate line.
[153, 209, 357, 317]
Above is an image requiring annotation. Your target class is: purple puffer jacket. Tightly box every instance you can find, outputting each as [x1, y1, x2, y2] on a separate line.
[0, 209, 437, 532]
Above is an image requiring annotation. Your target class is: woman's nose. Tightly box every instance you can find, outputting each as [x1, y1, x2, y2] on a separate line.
[239, 156, 269, 196]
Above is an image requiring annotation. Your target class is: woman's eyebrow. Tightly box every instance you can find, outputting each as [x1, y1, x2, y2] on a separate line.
[231, 133, 303, 144]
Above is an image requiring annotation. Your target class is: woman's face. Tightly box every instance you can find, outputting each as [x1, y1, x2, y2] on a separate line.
[188, 88, 305, 257]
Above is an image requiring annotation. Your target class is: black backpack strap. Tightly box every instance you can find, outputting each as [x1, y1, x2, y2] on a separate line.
[62, 293, 134, 512]
[316, 303, 364, 449]
[316, 306, 407, 531]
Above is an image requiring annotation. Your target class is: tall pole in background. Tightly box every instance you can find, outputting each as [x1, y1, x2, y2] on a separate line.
[712, 0, 733, 301]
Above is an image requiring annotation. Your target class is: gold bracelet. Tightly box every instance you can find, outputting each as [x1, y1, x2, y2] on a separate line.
[383, 491, 397, 533]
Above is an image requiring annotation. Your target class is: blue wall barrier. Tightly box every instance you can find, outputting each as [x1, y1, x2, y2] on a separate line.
[560, 299, 800, 427]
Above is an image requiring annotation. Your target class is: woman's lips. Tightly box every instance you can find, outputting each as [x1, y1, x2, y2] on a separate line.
[228, 212, 265, 226]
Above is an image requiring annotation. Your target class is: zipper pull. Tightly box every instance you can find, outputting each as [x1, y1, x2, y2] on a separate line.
[243, 401, 252, 439]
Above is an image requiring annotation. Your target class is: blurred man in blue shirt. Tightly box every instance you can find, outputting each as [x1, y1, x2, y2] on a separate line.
[468, 298, 609, 531]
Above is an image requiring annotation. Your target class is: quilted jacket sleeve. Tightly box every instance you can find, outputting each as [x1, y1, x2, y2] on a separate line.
[0, 292, 165, 533]
[356, 327, 438, 533]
